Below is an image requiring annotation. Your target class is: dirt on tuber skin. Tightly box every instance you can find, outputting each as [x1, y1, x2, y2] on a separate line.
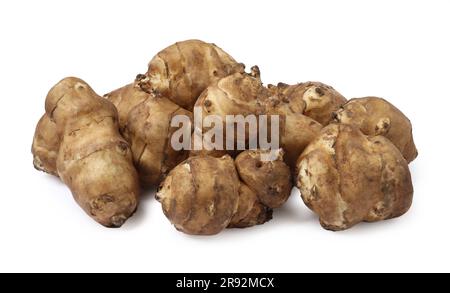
[136, 39, 244, 111]
[42, 77, 140, 227]
[333, 96, 418, 163]
[295, 123, 413, 231]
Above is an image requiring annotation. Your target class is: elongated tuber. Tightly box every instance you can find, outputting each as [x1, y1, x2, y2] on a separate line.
[43, 77, 140, 227]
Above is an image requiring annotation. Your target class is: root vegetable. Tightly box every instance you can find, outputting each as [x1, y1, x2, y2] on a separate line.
[156, 155, 240, 235]
[265, 98, 323, 169]
[125, 93, 193, 186]
[43, 77, 140, 227]
[32, 114, 60, 176]
[104, 82, 150, 133]
[235, 149, 292, 208]
[295, 123, 413, 231]
[137, 39, 244, 111]
[157, 150, 288, 235]
[194, 66, 267, 119]
[268, 81, 347, 125]
[333, 97, 418, 163]
[228, 183, 273, 228]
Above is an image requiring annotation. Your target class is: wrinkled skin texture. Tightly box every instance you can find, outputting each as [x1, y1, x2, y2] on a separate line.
[157, 155, 240, 235]
[44, 77, 140, 227]
[235, 150, 292, 208]
[31, 114, 60, 176]
[268, 81, 347, 125]
[104, 82, 150, 133]
[228, 183, 273, 228]
[333, 97, 418, 163]
[295, 124, 413, 231]
[125, 94, 193, 186]
[137, 39, 244, 111]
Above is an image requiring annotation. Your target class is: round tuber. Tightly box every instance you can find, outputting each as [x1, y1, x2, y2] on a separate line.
[295, 123, 413, 231]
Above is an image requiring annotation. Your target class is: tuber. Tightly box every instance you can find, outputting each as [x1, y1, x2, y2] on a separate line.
[156, 155, 241, 235]
[268, 81, 347, 125]
[32, 114, 60, 176]
[104, 82, 151, 133]
[333, 97, 418, 163]
[41, 77, 140, 227]
[125, 93, 193, 186]
[295, 123, 413, 231]
[137, 39, 244, 111]
[156, 150, 291, 235]
[235, 149, 292, 209]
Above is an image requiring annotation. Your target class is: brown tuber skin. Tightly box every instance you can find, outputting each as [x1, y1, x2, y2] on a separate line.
[32, 39, 417, 233]
[32, 114, 60, 176]
[125, 93, 193, 186]
[265, 96, 323, 170]
[228, 183, 273, 228]
[333, 97, 418, 163]
[156, 150, 290, 235]
[43, 77, 140, 227]
[103, 82, 150, 134]
[137, 39, 244, 111]
[192, 70, 325, 170]
[235, 149, 292, 209]
[195, 66, 267, 119]
[191, 66, 268, 158]
[295, 124, 413, 231]
[156, 155, 241, 235]
[268, 81, 347, 125]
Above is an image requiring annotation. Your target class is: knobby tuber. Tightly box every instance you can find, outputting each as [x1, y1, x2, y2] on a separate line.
[156, 150, 291, 235]
[268, 81, 347, 125]
[32, 39, 418, 233]
[333, 97, 418, 163]
[104, 82, 150, 133]
[235, 149, 292, 209]
[137, 39, 244, 111]
[295, 124, 413, 231]
[40, 77, 140, 227]
[32, 114, 60, 176]
[156, 155, 241, 235]
[125, 93, 193, 186]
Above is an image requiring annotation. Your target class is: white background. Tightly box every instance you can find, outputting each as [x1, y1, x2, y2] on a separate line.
[0, 0, 448, 273]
